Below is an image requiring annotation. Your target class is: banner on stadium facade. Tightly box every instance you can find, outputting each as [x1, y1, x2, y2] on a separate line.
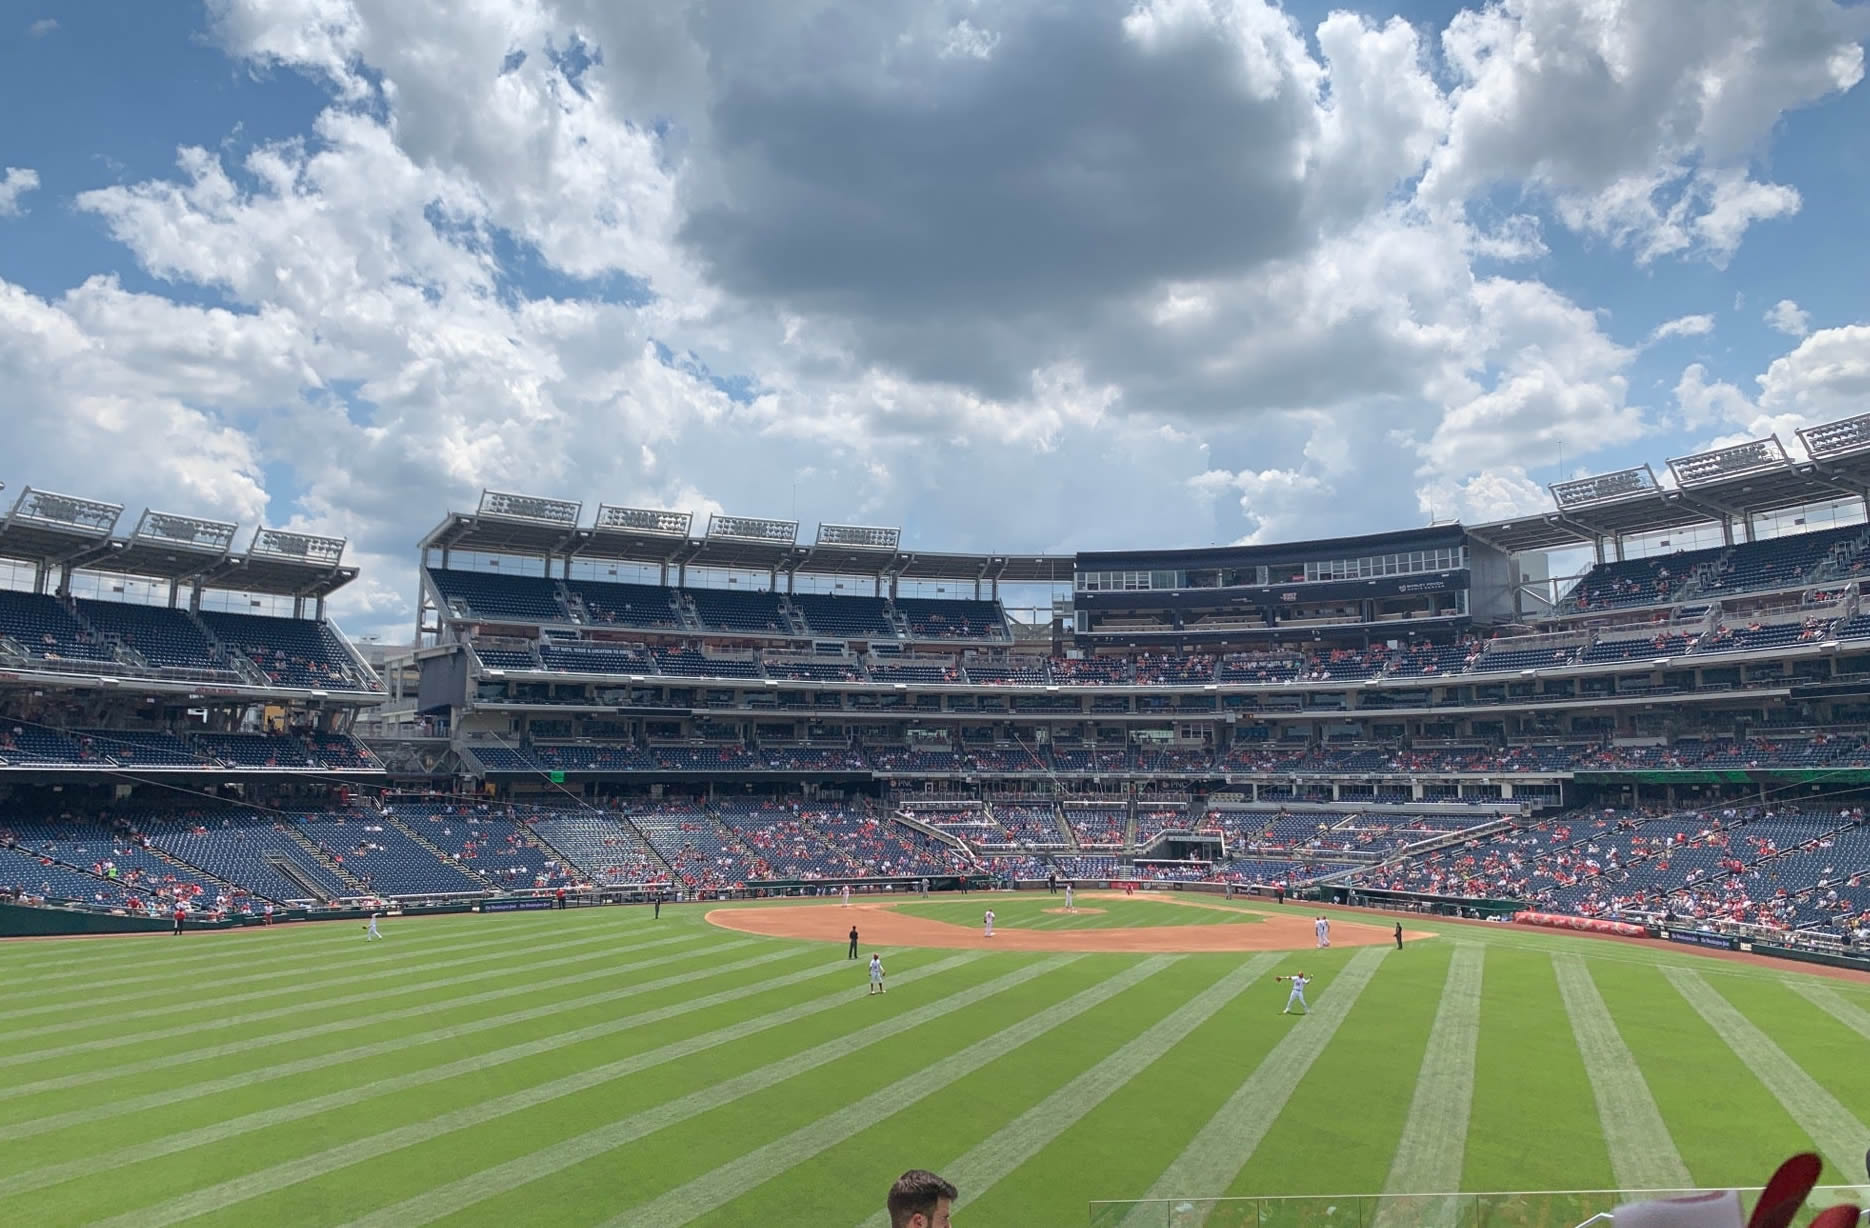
[1513, 911, 1647, 937]
[1663, 928, 1740, 951]
[480, 898, 555, 913]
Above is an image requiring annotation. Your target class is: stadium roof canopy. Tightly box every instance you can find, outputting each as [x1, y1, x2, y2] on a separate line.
[1466, 413, 1870, 554]
[0, 488, 356, 598]
[422, 491, 1077, 583]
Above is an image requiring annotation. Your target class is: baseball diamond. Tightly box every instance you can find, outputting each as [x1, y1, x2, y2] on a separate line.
[3, 897, 1869, 1226]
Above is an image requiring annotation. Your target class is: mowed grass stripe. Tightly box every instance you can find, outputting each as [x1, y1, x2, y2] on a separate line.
[317, 956, 1081, 1228]
[1592, 961, 1805, 1187]
[852, 953, 1287, 1228]
[1460, 950, 1610, 1194]
[89, 954, 1031, 1228]
[1125, 946, 1389, 1226]
[1792, 982, 1870, 1042]
[967, 954, 1312, 1224]
[1226, 944, 1449, 1203]
[0, 912, 592, 993]
[1703, 973, 1870, 1186]
[0, 929, 725, 1067]
[608, 957, 1182, 1228]
[0, 936, 759, 1111]
[1373, 944, 1484, 1225]
[1662, 967, 1869, 1180]
[0, 924, 668, 1038]
[0, 948, 884, 1196]
[1554, 954, 1691, 1190]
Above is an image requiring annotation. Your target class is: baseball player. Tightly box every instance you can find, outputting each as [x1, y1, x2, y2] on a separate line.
[1277, 971, 1311, 1015]
[983, 909, 995, 938]
[868, 952, 886, 995]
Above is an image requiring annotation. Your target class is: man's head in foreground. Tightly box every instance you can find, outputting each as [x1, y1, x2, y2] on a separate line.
[888, 1169, 957, 1228]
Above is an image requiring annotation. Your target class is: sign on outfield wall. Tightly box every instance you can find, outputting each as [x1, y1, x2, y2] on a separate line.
[480, 898, 556, 913]
[1663, 928, 1739, 951]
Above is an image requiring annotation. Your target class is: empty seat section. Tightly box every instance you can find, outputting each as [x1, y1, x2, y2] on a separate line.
[294, 814, 484, 895]
[74, 600, 222, 670]
[194, 732, 319, 768]
[0, 590, 114, 661]
[654, 648, 762, 678]
[78, 729, 212, 767]
[685, 587, 788, 633]
[895, 597, 1006, 640]
[564, 578, 683, 629]
[789, 592, 897, 637]
[196, 610, 375, 690]
[528, 813, 668, 885]
[146, 814, 354, 901]
[427, 568, 570, 623]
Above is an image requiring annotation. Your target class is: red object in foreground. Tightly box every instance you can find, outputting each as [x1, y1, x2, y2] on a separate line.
[1807, 1208, 1862, 1228]
[1745, 1153, 1823, 1228]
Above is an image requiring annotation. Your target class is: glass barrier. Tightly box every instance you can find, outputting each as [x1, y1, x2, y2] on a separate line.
[1089, 1186, 1870, 1228]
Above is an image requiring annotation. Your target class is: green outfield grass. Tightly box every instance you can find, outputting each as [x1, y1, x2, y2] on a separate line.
[2, 898, 1868, 1227]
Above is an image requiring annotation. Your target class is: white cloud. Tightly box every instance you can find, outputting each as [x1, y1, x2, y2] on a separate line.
[1425, 0, 1865, 263]
[1757, 325, 1870, 419]
[1649, 314, 1716, 343]
[0, 167, 40, 216]
[26, 17, 57, 37]
[1765, 298, 1812, 337]
[1673, 362, 1756, 432]
[1416, 466, 1551, 525]
[1189, 466, 1334, 544]
[3, 0, 1861, 638]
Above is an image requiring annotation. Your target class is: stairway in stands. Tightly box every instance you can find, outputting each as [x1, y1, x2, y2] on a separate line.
[282, 826, 368, 896]
[383, 813, 496, 889]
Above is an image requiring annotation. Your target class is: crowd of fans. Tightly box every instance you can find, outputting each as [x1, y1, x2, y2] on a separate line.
[6, 791, 1866, 943]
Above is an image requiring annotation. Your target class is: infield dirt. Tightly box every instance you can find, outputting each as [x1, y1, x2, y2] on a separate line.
[707, 892, 1434, 953]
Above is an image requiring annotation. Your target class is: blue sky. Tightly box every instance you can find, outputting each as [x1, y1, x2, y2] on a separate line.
[2, 1, 1868, 636]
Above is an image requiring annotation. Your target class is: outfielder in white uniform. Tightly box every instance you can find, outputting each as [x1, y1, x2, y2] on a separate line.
[868, 953, 886, 995]
[1278, 972, 1310, 1014]
[365, 913, 383, 941]
[983, 909, 995, 938]
[1064, 884, 1076, 912]
[1314, 917, 1329, 948]
[841, 885, 851, 908]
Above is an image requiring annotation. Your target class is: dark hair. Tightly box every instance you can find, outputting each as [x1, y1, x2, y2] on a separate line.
[888, 1170, 958, 1227]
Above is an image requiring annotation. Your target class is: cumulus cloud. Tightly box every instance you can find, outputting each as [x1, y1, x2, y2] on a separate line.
[0, 167, 39, 216]
[25, 18, 57, 37]
[0, 0, 1859, 637]
[1765, 298, 1812, 337]
[1425, 0, 1865, 262]
[1757, 325, 1870, 420]
[1649, 314, 1716, 343]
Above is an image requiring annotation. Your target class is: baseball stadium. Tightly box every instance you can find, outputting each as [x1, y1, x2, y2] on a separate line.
[6, 423, 1870, 1226]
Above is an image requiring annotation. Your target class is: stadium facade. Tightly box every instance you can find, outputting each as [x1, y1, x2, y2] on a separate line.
[3, 417, 1870, 946]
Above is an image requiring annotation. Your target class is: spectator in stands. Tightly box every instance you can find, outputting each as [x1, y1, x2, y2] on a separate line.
[887, 1170, 957, 1228]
